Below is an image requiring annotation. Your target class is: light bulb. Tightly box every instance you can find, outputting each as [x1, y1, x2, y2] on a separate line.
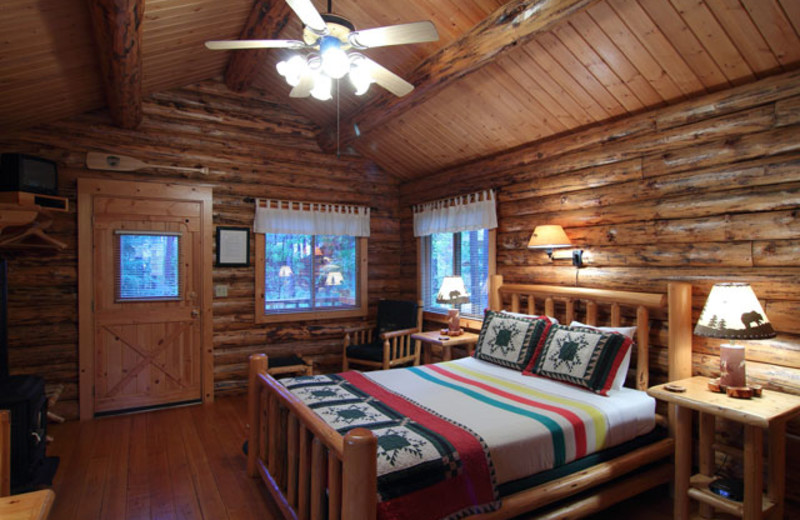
[276, 55, 307, 87]
[310, 73, 332, 101]
[319, 36, 349, 79]
[348, 56, 373, 96]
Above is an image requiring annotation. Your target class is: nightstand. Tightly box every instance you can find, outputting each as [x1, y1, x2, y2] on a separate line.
[648, 376, 800, 520]
[411, 330, 479, 364]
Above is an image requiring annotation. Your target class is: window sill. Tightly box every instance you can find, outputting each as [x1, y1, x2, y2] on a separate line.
[256, 307, 367, 324]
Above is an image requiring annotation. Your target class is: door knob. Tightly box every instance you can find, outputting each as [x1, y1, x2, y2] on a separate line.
[191, 309, 200, 318]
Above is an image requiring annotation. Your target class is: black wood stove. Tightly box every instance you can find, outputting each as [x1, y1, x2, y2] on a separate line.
[0, 258, 58, 492]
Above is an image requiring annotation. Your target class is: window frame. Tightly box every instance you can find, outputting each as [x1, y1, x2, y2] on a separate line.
[255, 233, 368, 323]
[114, 230, 184, 303]
[418, 228, 496, 327]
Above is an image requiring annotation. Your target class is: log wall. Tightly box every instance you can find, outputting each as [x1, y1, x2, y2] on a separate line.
[400, 69, 800, 504]
[0, 79, 413, 420]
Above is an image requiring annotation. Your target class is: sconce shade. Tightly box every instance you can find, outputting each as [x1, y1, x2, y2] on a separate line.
[325, 271, 344, 286]
[436, 276, 470, 305]
[528, 225, 572, 250]
[279, 265, 293, 277]
[694, 283, 775, 339]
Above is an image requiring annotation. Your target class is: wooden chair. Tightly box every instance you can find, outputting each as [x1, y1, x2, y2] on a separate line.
[342, 300, 423, 371]
[264, 355, 314, 378]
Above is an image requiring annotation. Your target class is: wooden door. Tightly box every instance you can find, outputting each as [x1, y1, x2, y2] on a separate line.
[78, 179, 213, 419]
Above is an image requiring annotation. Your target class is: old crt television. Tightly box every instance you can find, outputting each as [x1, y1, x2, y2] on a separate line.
[0, 154, 58, 195]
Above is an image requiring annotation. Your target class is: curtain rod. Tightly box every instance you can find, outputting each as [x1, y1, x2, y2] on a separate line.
[411, 187, 501, 208]
[243, 197, 378, 212]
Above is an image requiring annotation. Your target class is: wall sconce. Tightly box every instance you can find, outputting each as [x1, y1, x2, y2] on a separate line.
[527, 225, 584, 267]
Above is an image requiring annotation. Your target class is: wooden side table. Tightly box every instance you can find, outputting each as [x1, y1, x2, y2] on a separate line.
[648, 376, 800, 520]
[0, 489, 55, 520]
[411, 330, 479, 364]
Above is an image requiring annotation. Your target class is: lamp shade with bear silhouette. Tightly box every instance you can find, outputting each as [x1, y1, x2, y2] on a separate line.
[694, 283, 775, 390]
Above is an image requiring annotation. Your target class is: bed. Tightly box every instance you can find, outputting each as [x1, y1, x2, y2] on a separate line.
[246, 276, 693, 520]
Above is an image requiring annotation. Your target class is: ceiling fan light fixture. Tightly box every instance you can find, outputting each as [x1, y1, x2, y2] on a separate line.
[320, 36, 350, 79]
[310, 72, 333, 101]
[276, 54, 308, 87]
[348, 55, 373, 95]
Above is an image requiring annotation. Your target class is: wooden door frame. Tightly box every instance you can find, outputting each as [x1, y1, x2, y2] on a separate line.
[78, 178, 214, 420]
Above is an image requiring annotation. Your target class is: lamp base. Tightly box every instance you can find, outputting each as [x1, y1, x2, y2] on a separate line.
[440, 329, 464, 337]
[446, 309, 462, 334]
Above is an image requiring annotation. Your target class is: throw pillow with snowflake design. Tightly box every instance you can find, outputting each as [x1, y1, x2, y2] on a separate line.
[474, 310, 552, 370]
[523, 324, 632, 395]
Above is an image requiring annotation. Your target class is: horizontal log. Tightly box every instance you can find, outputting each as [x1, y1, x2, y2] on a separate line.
[501, 180, 800, 230]
[557, 209, 800, 246]
[502, 153, 800, 218]
[693, 334, 800, 370]
[498, 242, 753, 268]
[775, 96, 800, 127]
[765, 301, 800, 335]
[753, 239, 800, 266]
[642, 125, 800, 178]
[499, 158, 643, 202]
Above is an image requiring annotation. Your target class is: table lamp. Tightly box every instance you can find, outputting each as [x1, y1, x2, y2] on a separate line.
[694, 283, 775, 396]
[436, 275, 470, 336]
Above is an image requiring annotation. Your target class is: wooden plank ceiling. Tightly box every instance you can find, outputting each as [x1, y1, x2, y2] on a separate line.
[1, 0, 799, 182]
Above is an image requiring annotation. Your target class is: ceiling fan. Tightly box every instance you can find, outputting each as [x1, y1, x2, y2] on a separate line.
[205, 0, 439, 101]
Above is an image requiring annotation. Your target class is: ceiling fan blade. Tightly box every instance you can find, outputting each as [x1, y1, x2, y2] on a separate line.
[205, 39, 307, 50]
[290, 74, 315, 98]
[286, 0, 328, 34]
[349, 21, 439, 48]
[363, 58, 414, 97]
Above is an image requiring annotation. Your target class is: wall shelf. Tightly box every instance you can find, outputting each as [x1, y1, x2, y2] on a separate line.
[0, 192, 69, 250]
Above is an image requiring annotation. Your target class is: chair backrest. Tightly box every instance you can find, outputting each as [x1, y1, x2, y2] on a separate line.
[376, 300, 419, 334]
[1, 409, 9, 497]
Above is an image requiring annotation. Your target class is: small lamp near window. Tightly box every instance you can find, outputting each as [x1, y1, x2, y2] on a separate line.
[694, 283, 775, 398]
[325, 271, 344, 286]
[436, 275, 470, 336]
[527, 225, 583, 267]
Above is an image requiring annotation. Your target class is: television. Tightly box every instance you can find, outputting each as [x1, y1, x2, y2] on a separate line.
[0, 153, 58, 195]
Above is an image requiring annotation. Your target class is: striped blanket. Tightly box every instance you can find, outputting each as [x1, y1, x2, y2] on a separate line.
[282, 357, 655, 520]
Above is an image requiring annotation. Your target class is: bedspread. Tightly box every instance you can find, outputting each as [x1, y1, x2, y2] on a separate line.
[283, 371, 500, 520]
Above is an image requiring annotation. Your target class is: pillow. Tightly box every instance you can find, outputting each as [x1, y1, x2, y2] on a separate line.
[501, 310, 559, 324]
[570, 321, 636, 391]
[523, 324, 633, 396]
[474, 310, 553, 370]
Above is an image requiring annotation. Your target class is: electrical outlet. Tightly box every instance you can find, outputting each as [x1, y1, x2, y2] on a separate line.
[214, 285, 228, 298]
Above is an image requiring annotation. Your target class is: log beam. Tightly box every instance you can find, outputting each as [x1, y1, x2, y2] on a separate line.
[225, 0, 294, 92]
[316, 0, 599, 153]
[87, 0, 144, 129]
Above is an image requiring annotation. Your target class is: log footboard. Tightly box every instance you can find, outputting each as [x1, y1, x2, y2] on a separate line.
[248, 353, 377, 520]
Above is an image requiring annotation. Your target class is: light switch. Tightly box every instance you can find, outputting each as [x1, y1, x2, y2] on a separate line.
[214, 285, 228, 298]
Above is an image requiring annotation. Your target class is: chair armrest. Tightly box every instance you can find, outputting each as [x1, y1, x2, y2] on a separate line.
[343, 323, 376, 335]
[380, 327, 420, 340]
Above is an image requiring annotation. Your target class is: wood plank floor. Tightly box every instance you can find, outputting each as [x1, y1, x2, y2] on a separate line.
[45, 395, 677, 520]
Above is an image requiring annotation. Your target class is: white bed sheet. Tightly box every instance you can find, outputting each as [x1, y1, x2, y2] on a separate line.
[365, 357, 656, 484]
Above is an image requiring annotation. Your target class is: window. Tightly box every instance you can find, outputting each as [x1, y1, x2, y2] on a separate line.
[422, 229, 490, 318]
[253, 199, 370, 323]
[115, 231, 181, 301]
[256, 233, 367, 322]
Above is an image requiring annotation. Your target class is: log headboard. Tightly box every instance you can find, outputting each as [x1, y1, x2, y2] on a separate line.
[487, 275, 693, 391]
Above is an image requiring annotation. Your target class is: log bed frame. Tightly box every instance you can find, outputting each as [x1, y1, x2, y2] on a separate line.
[246, 277, 693, 520]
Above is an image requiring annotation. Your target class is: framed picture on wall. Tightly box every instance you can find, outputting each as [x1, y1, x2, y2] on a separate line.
[216, 226, 250, 267]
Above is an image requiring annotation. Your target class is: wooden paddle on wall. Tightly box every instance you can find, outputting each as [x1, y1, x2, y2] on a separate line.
[86, 152, 209, 174]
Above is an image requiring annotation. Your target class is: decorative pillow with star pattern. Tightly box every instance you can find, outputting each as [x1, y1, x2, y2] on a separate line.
[473, 310, 553, 370]
[522, 324, 633, 396]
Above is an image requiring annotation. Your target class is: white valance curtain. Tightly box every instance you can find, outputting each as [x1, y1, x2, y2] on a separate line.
[413, 190, 497, 237]
[254, 199, 370, 237]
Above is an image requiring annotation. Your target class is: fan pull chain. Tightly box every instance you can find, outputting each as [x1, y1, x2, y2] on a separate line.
[336, 78, 341, 159]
